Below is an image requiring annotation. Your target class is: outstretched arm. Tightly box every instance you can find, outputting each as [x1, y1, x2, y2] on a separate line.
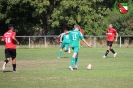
[115, 32, 118, 42]
[82, 39, 90, 47]
[1, 38, 4, 41]
[12, 36, 19, 44]
[60, 33, 65, 43]
[1, 35, 4, 41]
[54, 35, 60, 39]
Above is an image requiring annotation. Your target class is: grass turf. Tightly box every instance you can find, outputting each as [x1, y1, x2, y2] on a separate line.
[0, 47, 133, 88]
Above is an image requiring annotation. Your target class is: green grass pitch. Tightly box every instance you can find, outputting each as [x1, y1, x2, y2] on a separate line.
[0, 47, 133, 88]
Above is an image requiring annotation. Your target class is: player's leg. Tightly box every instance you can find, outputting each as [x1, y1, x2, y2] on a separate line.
[64, 43, 69, 52]
[2, 58, 10, 71]
[58, 48, 63, 58]
[69, 53, 77, 71]
[74, 39, 80, 67]
[68, 47, 71, 53]
[12, 58, 16, 72]
[2, 49, 10, 70]
[11, 49, 17, 72]
[74, 47, 79, 69]
[68, 43, 71, 53]
[103, 41, 111, 58]
[113, 51, 117, 57]
[109, 42, 117, 57]
[75, 53, 79, 69]
[75, 39, 81, 67]
[69, 47, 79, 71]
[57, 43, 64, 58]
[110, 48, 117, 57]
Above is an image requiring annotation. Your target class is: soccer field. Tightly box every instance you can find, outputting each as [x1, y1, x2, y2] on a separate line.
[0, 48, 133, 88]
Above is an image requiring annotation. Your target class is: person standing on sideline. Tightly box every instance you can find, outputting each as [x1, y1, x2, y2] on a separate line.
[1, 24, 19, 72]
[103, 24, 118, 58]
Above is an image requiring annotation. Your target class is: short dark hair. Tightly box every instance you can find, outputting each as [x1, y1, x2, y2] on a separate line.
[8, 24, 14, 29]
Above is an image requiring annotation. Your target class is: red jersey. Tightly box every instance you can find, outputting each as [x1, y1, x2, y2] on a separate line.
[106, 28, 117, 42]
[80, 28, 84, 35]
[2, 30, 16, 49]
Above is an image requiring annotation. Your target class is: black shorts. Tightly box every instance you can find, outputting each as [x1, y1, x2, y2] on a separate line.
[107, 41, 113, 47]
[5, 48, 16, 59]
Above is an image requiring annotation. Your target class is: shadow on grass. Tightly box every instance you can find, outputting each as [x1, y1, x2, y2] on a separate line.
[66, 68, 78, 70]
[61, 56, 69, 58]
[3, 70, 13, 73]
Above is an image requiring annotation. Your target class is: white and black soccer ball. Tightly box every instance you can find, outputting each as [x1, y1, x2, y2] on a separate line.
[86, 64, 92, 69]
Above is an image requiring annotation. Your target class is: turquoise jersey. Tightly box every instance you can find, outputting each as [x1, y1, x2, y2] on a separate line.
[59, 33, 70, 44]
[69, 30, 84, 47]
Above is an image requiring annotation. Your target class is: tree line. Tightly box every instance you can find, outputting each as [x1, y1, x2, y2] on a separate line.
[0, 0, 133, 36]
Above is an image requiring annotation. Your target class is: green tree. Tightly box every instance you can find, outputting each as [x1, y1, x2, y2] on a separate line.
[1, 0, 132, 36]
[0, 0, 50, 35]
[109, 11, 133, 35]
[49, 0, 110, 35]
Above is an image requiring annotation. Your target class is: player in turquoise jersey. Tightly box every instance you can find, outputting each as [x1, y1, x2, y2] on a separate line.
[75, 25, 84, 67]
[68, 25, 84, 69]
[60, 24, 90, 71]
[57, 29, 71, 58]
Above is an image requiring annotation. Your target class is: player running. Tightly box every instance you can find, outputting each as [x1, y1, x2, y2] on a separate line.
[103, 24, 118, 58]
[1, 24, 19, 72]
[60, 24, 90, 71]
[57, 29, 71, 58]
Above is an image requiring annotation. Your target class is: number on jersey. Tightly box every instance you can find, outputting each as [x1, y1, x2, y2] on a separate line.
[72, 33, 77, 40]
[5, 37, 11, 43]
[66, 35, 69, 39]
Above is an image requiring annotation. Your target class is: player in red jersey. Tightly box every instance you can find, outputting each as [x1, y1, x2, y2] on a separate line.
[103, 24, 118, 58]
[1, 24, 19, 72]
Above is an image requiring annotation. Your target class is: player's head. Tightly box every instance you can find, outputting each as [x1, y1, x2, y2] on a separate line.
[109, 24, 113, 29]
[8, 24, 14, 30]
[74, 24, 80, 30]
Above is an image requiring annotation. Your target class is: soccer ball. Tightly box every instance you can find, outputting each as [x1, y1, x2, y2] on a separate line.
[86, 64, 92, 69]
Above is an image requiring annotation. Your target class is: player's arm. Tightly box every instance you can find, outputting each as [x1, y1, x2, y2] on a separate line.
[54, 35, 60, 42]
[115, 32, 118, 42]
[60, 33, 65, 43]
[82, 39, 90, 47]
[12, 36, 19, 44]
[106, 30, 109, 35]
[54, 35, 60, 39]
[1, 38, 4, 41]
[1, 36, 4, 41]
[79, 32, 90, 47]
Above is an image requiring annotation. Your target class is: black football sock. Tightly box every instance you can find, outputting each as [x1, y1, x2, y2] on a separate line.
[12, 64, 16, 71]
[110, 49, 115, 54]
[4, 60, 9, 64]
[105, 50, 109, 56]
